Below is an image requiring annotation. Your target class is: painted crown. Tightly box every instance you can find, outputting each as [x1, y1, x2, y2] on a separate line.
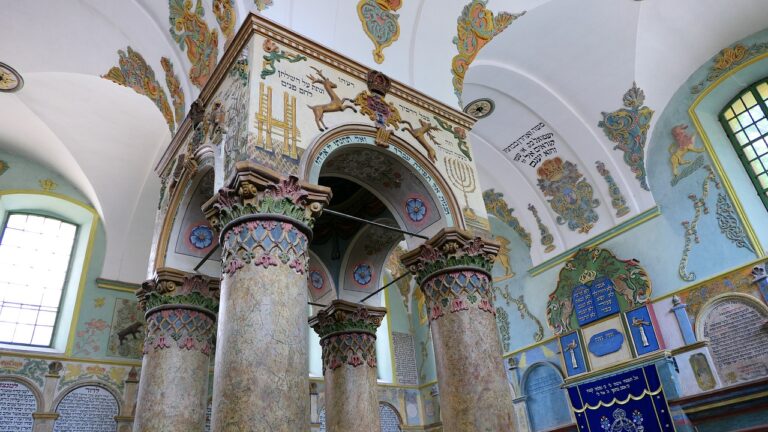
[537, 157, 564, 181]
[367, 70, 391, 96]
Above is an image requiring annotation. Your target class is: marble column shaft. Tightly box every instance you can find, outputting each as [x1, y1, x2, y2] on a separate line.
[310, 300, 386, 432]
[203, 162, 331, 431]
[401, 228, 517, 432]
[133, 269, 219, 432]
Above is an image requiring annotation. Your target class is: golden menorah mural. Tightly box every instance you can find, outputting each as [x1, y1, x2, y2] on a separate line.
[254, 81, 299, 159]
[444, 156, 476, 211]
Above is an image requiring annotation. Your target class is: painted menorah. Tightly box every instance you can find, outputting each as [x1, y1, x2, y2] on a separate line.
[444, 156, 476, 212]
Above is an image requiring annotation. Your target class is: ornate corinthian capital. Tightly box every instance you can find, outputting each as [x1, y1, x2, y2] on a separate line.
[136, 267, 220, 314]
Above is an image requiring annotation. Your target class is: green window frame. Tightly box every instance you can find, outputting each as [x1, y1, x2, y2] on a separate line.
[718, 78, 768, 211]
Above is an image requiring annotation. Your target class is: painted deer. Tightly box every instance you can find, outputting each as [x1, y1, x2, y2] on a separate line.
[306, 66, 357, 131]
[401, 119, 439, 162]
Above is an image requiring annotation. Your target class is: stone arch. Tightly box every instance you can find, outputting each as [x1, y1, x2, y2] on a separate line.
[520, 361, 571, 432]
[52, 381, 121, 432]
[695, 292, 768, 386]
[0, 375, 44, 430]
[300, 123, 465, 238]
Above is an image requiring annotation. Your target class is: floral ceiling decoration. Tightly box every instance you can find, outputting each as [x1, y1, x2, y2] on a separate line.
[451, 0, 524, 103]
[169, 0, 219, 89]
[357, 0, 403, 64]
[536, 157, 600, 234]
[103, 46, 175, 132]
[253, 0, 274, 11]
[213, 0, 237, 48]
[161, 57, 186, 126]
[598, 82, 654, 191]
[691, 42, 768, 94]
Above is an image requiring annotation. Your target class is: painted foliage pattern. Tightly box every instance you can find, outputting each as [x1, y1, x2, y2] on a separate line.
[102, 46, 175, 132]
[260, 39, 307, 79]
[169, 0, 219, 89]
[144, 308, 216, 355]
[221, 219, 309, 276]
[161, 57, 186, 126]
[422, 271, 496, 321]
[598, 83, 654, 191]
[451, 0, 524, 102]
[595, 161, 630, 217]
[483, 189, 532, 248]
[212, 0, 236, 47]
[357, 0, 402, 64]
[223, 49, 251, 174]
[546, 248, 651, 335]
[0, 358, 48, 387]
[691, 42, 768, 94]
[536, 157, 600, 234]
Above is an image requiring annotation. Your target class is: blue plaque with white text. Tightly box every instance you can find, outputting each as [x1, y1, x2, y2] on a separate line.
[573, 276, 620, 326]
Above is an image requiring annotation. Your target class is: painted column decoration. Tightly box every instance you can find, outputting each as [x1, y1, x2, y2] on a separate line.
[670, 295, 697, 345]
[133, 268, 219, 432]
[309, 300, 387, 432]
[400, 228, 517, 431]
[202, 162, 331, 430]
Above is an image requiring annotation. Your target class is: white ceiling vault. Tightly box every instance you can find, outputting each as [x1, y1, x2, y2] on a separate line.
[1, 0, 767, 281]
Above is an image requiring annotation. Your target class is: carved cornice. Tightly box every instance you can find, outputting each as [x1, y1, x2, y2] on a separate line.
[202, 161, 332, 233]
[400, 228, 499, 285]
[136, 267, 220, 315]
[156, 13, 475, 176]
[309, 299, 387, 340]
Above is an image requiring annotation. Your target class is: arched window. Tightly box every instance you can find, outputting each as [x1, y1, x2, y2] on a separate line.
[719, 78, 768, 210]
[0, 213, 78, 346]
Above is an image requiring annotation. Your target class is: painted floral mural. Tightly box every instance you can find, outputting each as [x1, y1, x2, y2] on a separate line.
[169, 0, 219, 89]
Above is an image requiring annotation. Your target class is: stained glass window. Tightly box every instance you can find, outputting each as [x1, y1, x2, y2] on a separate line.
[720, 79, 768, 210]
[0, 213, 77, 346]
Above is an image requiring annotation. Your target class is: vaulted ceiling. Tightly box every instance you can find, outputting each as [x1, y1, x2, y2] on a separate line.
[1, 0, 767, 281]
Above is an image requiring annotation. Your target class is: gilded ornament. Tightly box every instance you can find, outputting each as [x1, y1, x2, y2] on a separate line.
[598, 82, 654, 191]
[357, 0, 402, 64]
[103, 46, 175, 132]
[494, 235, 515, 280]
[38, 178, 57, 192]
[400, 119, 439, 162]
[482, 189, 532, 248]
[527, 203, 556, 253]
[160, 57, 186, 126]
[536, 157, 600, 234]
[213, 0, 236, 47]
[169, 0, 219, 89]
[451, 0, 524, 103]
[595, 161, 630, 217]
[691, 42, 768, 94]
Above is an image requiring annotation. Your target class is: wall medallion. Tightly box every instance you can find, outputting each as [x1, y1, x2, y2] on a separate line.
[0, 62, 23, 92]
[357, 0, 403, 64]
[353, 263, 374, 286]
[536, 157, 600, 234]
[464, 98, 495, 119]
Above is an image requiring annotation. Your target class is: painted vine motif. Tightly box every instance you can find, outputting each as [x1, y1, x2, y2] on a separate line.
[73, 319, 109, 357]
[103, 46, 175, 132]
[483, 189, 532, 248]
[496, 307, 511, 352]
[434, 116, 471, 160]
[260, 39, 307, 79]
[451, 0, 524, 103]
[58, 363, 128, 392]
[496, 284, 544, 342]
[691, 42, 768, 94]
[716, 193, 755, 253]
[679, 166, 720, 281]
[357, 0, 402, 64]
[169, 0, 219, 89]
[595, 161, 630, 217]
[527, 203, 555, 253]
[536, 157, 600, 234]
[213, 0, 236, 48]
[598, 83, 654, 191]
[161, 57, 186, 126]
[545, 248, 651, 335]
[0, 358, 48, 387]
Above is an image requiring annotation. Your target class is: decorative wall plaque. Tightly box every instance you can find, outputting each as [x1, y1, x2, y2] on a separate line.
[53, 385, 119, 432]
[625, 306, 660, 356]
[524, 364, 571, 431]
[0, 380, 36, 432]
[587, 329, 625, 357]
[559, 331, 587, 377]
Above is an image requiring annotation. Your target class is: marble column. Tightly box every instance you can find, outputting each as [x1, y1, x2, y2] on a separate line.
[32, 361, 62, 432]
[309, 300, 386, 432]
[401, 228, 517, 432]
[133, 268, 219, 432]
[203, 162, 331, 431]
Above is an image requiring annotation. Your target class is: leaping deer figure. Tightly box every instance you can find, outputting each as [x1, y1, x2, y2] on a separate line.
[401, 119, 439, 162]
[306, 66, 357, 131]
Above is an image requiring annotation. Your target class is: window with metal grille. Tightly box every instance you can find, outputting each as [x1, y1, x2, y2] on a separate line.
[719, 78, 768, 210]
[0, 213, 78, 346]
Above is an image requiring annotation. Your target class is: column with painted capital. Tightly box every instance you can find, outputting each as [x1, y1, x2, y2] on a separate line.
[203, 161, 331, 431]
[400, 228, 517, 432]
[133, 269, 219, 432]
[309, 300, 387, 432]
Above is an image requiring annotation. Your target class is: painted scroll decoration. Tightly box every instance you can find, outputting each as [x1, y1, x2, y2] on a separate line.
[598, 82, 654, 191]
[357, 0, 403, 64]
[213, 0, 236, 48]
[536, 157, 600, 234]
[482, 189, 532, 248]
[546, 248, 651, 335]
[103, 46, 175, 132]
[451, 0, 524, 103]
[691, 42, 768, 94]
[260, 39, 307, 79]
[161, 57, 186, 126]
[169, 0, 219, 89]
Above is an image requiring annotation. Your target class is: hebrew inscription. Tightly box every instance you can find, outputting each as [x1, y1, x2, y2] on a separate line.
[54, 385, 118, 432]
[0, 380, 36, 432]
[393, 332, 418, 385]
